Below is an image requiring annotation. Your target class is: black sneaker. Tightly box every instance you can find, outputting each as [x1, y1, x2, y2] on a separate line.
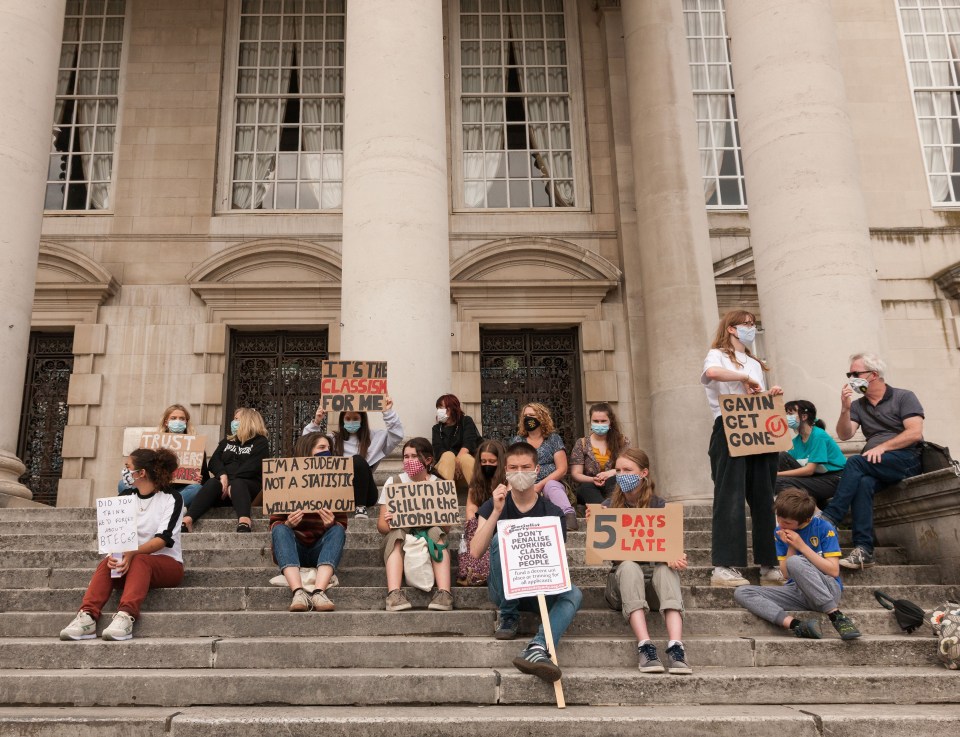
[637, 642, 665, 673]
[354, 506, 368, 519]
[512, 645, 562, 682]
[494, 614, 520, 640]
[793, 618, 823, 639]
[665, 643, 692, 674]
[831, 612, 862, 640]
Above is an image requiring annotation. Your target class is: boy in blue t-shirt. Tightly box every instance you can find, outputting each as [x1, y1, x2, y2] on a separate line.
[734, 489, 861, 640]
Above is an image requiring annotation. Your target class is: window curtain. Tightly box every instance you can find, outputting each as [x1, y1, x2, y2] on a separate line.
[695, 10, 728, 203]
[301, 12, 343, 208]
[461, 16, 500, 208]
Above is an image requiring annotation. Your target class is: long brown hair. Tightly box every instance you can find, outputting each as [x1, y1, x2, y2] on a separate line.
[294, 432, 333, 457]
[468, 439, 506, 508]
[333, 412, 371, 458]
[129, 448, 179, 490]
[588, 402, 626, 463]
[711, 309, 769, 372]
[608, 448, 657, 509]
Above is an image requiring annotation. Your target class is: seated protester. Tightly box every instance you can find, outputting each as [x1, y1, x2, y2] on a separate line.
[269, 433, 347, 613]
[116, 403, 210, 506]
[432, 393, 480, 487]
[301, 405, 328, 436]
[511, 402, 577, 532]
[821, 353, 924, 570]
[734, 489, 861, 640]
[470, 441, 583, 683]
[457, 439, 506, 586]
[776, 399, 846, 508]
[603, 448, 691, 675]
[377, 438, 454, 612]
[60, 448, 184, 642]
[333, 395, 403, 518]
[571, 402, 630, 507]
[181, 407, 269, 533]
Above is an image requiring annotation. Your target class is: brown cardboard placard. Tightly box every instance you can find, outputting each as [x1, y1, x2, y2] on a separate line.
[719, 392, 793, 457]
[139, 433, 207, 484]
[584, 503, 685, 565]
[261, 455, 355, 515]
[320, 360, 388, 412]
[384, 479, 460, 529]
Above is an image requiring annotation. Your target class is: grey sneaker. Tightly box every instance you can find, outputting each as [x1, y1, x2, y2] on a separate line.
[793, 618, 823, 639]
[310, 589, 335, 612]
[831, 612, 862, 640]
[495, 614, 520, 640]
[637, 642, 665, 673]
[760, 567, 785, 586]
[710, 566, 749, 587]
[385, 588, 412, 612]
[354, 506, 368, 519]
[512, 645, 562, 682]
[838, 546, 876, 570]
[428, 589, 454, 611]
[60, 611, 97, 641]
[101, 611, 135, 641]
[289, 588, 312, 612]
[665, 643, 693, 674]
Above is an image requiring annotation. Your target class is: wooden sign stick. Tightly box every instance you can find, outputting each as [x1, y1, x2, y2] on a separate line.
[537, 593, 566, 709]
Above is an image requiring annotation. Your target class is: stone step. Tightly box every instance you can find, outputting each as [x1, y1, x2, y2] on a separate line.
[2, 583, 952, 613]
[0, 634, 941, 671]
[0, 608, 920, 639]
[0, 544, 909, 569]
[0, 666, 956, 707]
[0, 562, 938, 590]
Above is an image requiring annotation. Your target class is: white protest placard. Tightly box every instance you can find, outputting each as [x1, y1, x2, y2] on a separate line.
[496, 516, 571, 600]
[96, 496, 139, 554]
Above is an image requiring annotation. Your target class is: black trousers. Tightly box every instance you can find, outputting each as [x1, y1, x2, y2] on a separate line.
[351, 454, 378, 507]
[575, 477, 617, 506]
[775, 452, 842, 508]
[708, 416, 778, 568]
[187, 477, 259, 521]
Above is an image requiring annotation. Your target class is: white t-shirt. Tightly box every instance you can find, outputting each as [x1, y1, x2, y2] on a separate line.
[377, 472, 438, 505]
[120, 489, 184, 563]
[701, 348, 767, 419]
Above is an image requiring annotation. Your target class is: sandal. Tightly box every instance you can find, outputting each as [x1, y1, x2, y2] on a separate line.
[236, 522, 252, 533]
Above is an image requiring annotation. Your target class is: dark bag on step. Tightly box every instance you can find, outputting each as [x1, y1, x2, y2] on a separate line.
[919, 441, 960, 475]
[874, 589, 926, 634]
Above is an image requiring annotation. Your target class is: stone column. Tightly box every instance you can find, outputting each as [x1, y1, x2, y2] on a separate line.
[621, 1, 719, 503]
[340, 0, 451, 437]
[726, 0, 882, 415]
[0, 1, 66, 505]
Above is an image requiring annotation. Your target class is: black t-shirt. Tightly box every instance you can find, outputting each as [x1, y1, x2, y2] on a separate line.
[477, 493, 567, 540]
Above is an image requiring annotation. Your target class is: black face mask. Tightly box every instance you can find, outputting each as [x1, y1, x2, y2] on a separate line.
[523, 416, 541, 432]
[481, 464, 497, 479]
[314, 451, 332, 457]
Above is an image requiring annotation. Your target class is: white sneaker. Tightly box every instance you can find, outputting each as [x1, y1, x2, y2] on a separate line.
[710, 566, 750, 587]
[59, 611, 97, 641]
[101, 611, 135, 641]
[759, 566, 785, 586]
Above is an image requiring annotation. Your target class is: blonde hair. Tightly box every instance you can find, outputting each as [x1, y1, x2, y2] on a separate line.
[516, 402, 556, 438]
[608, 447, 657, 509]
[229, 407, 268, 443]
[711, 309, 769, 372]
[158, 404, 194, 434]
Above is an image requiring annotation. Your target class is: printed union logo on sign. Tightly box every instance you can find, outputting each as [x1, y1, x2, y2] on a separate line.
[497, 516, 571, 600]
[719, 393, 793, 457]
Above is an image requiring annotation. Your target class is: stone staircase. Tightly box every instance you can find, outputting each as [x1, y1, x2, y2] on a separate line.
[0, 504, 958, 736]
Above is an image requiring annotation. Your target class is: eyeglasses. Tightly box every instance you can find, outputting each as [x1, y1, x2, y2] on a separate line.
[845, 370, 873, 378]
[736, 321, 757, 328]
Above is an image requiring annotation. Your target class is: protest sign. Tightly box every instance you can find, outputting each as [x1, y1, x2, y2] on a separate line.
[719, 392, 793, 457]
[261, 455, 355, 515]
[320, 360, 388, 412]
[496, 516, 571, 599]
[139, 433, 207, 483]
[385, 479, 459, 529]
[96, 496, 139, 555]
[584, 503, 684, 565]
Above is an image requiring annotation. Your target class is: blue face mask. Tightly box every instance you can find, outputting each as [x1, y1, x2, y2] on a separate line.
[736, 325, 757, 345]
[343, 421, 361, 434]
[591, 423, 610, 436]
[167, 420, 187, 433]
[617, 473, 644, 494]
[230, 420, 240, 435]
[314, 450, 332, 457]
[786, 414, 800, 431]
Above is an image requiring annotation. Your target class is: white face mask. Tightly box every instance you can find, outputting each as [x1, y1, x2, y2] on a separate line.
[849, 377, 869, 395]
[436, 409, 448, 423]
[736, 325, 757, 345]
[506, 471, 537, 492]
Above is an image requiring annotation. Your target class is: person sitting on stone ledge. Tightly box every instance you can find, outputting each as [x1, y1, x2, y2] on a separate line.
[776, 399, 847, 508]
[734, 488, 861, 641]
[457, 439, 506, 587]
[570, 402, 630, 507]
[60, 448, 185, 642]
[820, 353, 924, 570]
[432, 393, 480, 491]
[377, 438, 454, 613]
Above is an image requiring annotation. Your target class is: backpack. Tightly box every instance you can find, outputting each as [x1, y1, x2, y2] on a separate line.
[874, 590, 926, 633]
[929, 602, 960, 670]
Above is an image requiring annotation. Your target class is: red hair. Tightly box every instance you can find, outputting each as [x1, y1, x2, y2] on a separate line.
[435, 394, 464, 424]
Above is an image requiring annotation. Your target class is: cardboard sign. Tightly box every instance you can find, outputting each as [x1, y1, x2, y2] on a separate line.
[719, 393, 793, 457]
[496, 516, 571, 599]
[139, 433, 207, 483]
[584, 503, 684, 565]
[96, 496, 139, 554]
[320, 360, 388, 412]
[385, 479, 460, 529]
[261, 456, 355, 515]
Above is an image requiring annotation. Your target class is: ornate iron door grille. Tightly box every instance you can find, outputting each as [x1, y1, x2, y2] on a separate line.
[17, 332, 74, 506]
[226, 331, 329, 459]
[479, 329, 583, 450]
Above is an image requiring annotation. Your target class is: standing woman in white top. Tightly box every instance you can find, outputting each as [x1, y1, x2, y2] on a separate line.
[701, 310, 784, 588]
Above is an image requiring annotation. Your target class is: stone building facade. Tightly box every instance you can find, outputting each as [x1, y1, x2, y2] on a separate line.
[1, 0, 958, 508]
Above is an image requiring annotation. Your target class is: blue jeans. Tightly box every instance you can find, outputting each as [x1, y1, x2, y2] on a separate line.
[487, 535, 582, 649]
[271, 523, 346, 573]
[117, 480, 200, 507]
[821, 448, 921, 553]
